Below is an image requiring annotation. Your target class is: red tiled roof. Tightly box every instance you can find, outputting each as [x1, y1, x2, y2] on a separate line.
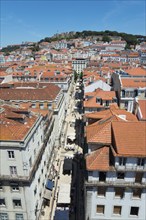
[0, 105, 38, 141]
[86, 146, 110, 171]
[138, 100, 146, 120]
[126, 67, 146, 77]
[112, 121, 146, 157]
[85, 107, 138, 122]
[86, 115, 123, 144]
[0, 83, 61, 101]
[121, 78, 146, 88]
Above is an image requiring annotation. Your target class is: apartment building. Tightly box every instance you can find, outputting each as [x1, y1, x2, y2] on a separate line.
[111, 68, 146, 109]
[0, 104, 55, 220]
[0, 82, 66, 144]
[72, 58, 87, 74]
[84, 89, 117, 113]
[85, 119, 146, 220]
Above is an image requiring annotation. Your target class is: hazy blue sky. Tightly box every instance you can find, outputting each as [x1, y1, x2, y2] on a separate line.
[1, 0, 146, 47]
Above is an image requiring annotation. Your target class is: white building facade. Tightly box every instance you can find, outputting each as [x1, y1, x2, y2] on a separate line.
[0, 106, 56, 220]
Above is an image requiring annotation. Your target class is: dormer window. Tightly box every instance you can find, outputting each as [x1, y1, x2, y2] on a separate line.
[119, 157, 126, 166]
[137, 158, 145, 166]
[96, 97, 101, 103]
[117, 172, 124, 179]
[105, 100, 109, 106]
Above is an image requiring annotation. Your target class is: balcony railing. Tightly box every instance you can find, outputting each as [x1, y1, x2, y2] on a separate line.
[85, 180, 146, 188]
[115, 165, 146, 172]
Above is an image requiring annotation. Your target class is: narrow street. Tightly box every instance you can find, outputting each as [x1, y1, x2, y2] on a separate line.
[40, 78, 85, 220]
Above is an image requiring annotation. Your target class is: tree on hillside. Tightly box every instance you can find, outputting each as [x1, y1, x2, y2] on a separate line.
[102, 35, 111, 43]
[31, 44, 40, 52]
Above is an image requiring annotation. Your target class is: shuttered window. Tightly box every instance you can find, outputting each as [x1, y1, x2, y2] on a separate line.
[133, 189, 142, 198]
[96, 205, 104, 214]
[98, 187, 106, 197]
[115, 188, 124, 198]
[113, 206, 122, 215]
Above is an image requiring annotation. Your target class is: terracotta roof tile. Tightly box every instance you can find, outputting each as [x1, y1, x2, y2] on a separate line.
[138, 100, 146, 120]
[0, 83, 61, 101]
[121, 78, 146, 88]
[86, 146, 110, 171]
[126, 67, 146, 77]
[0, 105, 38, 141]
[112, 121, 146, 157]
[86, 115, 123, 144]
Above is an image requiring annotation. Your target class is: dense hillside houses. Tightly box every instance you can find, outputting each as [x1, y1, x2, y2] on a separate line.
[0, 32, 146, 220]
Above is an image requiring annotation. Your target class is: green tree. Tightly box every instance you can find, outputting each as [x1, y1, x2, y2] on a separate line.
[102, 35, 111, 43]
[74, 71, 78, 82]
[31, 44, 40, 52]
[79, 72, 83, 79]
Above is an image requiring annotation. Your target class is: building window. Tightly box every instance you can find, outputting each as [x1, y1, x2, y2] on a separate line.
[135, 172, 143, 183]
[34, 149, 36, 157]
[117, 172, 124, 179]
[105, 100, 109, 106]
[98, 187, 106, 197]
[10, 183, 19, 191]
[29, 157, 32, 168]
[16, 214, 23, 220]
[137, 158, 145, 166]
[96, 205, 104, 214]
[48, 103, 52, 110]
[8, 151, 15, 159]
[13, 199, 21, 208]
[133, 189, 142, 198]
[130, 207, 139, 216]
[0, 198, 6, 206]
[38, 177, 40, 183]
[10, 166, 17, 175]
[32, 103, 36, 108]
[125, 101, 128, 108]
[0, 213, 8, 220]
[99, 172, 106, 181]
[0, 182, 3, 191]
[119, 157, 126, 166]
[115, 187, 124, 198]
[34, 187, 37, 195]
[113, 206, 122, 215]
[39, 103, 44, 109]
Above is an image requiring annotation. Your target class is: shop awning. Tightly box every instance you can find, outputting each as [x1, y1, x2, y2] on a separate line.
[43, 189, 52, 200]
[54, 209, 69, 220]
[46, 179, 54, 191]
